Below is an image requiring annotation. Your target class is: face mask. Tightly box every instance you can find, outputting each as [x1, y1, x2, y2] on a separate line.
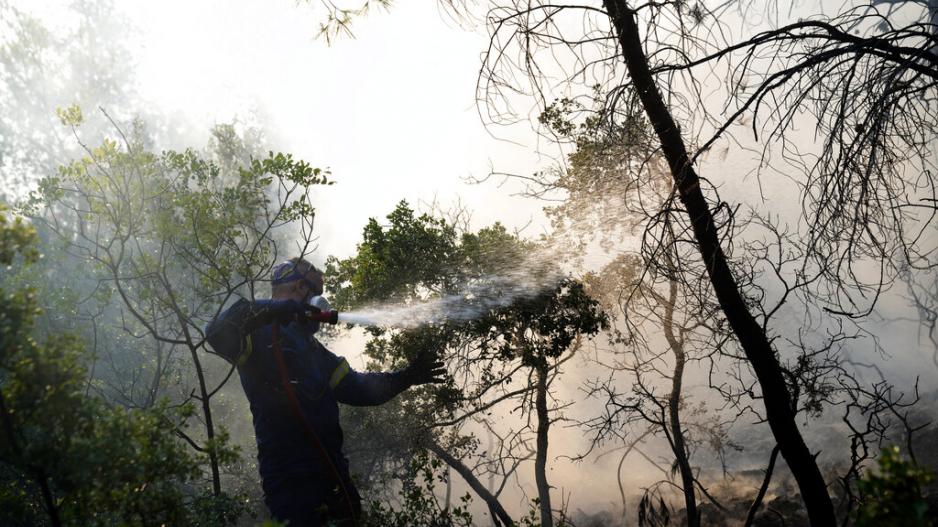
[303, 295, 329, 336]
[307, 295, 332, 313]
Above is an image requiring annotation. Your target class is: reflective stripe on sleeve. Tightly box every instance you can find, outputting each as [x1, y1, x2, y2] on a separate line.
[329, 358, 350, 389]
[237, 335, 254, 366]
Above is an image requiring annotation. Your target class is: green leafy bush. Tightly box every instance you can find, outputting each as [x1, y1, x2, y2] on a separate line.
[854, 446, 934, 527]
[362, 450, 474, 527]
[0, 205, 246, 526]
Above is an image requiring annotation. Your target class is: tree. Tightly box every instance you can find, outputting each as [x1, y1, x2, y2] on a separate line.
[362, 450, 476, 527]
[440, 1, 938, 523]
[0, 205, 246, 526]
[538, 92, 732, 526]
[598, 4, 837, 523]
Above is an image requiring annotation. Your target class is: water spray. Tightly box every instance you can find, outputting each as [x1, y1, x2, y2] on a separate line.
[309, 308, 428, 328]
[335, 312, 380, 326]
[302, 264, 568, 330]
[305, 296, 402, 327]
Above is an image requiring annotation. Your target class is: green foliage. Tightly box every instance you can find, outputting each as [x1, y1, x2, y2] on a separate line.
[28, 111, 331, 305]
[328, 200, 608, 383]
[517, 498, 546, 527]
[327, 201, 461, 308]
[471, 278, 608, 368]
[362, 450, 474, 527]
[0, 208, 246, 526]
[23, 108, 330, 402]
[0, 203, 38, 264]
[854, 446, 935, 527]
[537, 90, 667, 246]
[55, 104, 83, 126]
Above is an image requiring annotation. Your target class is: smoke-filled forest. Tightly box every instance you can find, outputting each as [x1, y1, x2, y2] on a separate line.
[2, 1, 938, 526]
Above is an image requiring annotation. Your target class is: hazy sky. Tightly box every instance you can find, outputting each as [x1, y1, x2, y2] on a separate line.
[115, 0, 552, 262]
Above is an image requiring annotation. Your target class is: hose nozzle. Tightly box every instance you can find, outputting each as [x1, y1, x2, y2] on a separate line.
[307, 295, 339, 324]
[308, 309, 339, 325]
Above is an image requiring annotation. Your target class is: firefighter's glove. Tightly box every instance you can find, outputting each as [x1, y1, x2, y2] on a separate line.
[401, 351, 446, 386]
[268, 300, 313, 326]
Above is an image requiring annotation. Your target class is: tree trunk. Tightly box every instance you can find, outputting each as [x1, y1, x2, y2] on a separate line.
[617, 428, 654, 527]
[602, 3, 836, 525]
[445, 465, 452, 511]
[164, 277, 222, 497]
[427, 441, 515, 526]
[534, 363, 553, 527]
[189, 345, 222, 496]
[745, 445, 781, 527]
[661, 278, 699, 527]
[109, 266, 222, 496]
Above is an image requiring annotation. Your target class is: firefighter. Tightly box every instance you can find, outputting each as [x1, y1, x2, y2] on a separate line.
[205, 257, 445, 526]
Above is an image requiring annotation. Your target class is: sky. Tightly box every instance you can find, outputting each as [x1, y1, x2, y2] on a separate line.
[117, 0, 554, 262]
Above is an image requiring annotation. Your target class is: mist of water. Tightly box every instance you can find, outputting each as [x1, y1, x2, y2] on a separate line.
[335, 265, 566, 328]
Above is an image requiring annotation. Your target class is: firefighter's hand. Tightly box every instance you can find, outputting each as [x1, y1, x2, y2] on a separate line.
[402, 351, 446, 386]
[268, 300, 312, 326]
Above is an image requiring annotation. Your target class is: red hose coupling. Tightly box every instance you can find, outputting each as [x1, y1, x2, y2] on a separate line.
[309, 310, 339, 324]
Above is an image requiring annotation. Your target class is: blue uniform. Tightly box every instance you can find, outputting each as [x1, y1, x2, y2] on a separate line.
[206, 299, 410, 526]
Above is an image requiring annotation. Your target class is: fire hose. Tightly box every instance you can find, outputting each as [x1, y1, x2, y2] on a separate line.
[269, 309, 359, 526]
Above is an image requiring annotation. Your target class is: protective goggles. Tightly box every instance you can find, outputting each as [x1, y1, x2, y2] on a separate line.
[271, 261, 321, 292]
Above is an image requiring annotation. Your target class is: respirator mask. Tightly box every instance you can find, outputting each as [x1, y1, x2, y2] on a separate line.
[306, 295, 332, 335]
[307, 295, 332, 313]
